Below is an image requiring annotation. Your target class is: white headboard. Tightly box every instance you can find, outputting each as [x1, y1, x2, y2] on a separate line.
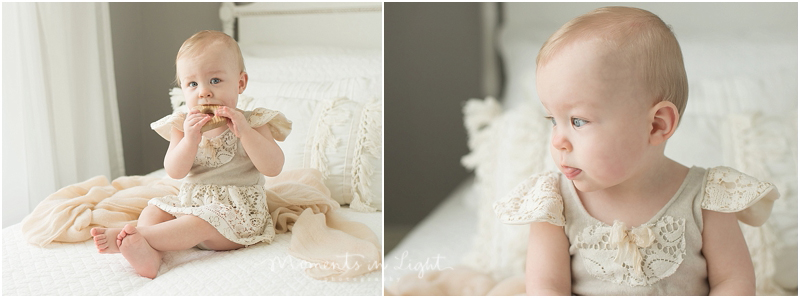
[498, 2, 798, 109]
[503, 3, 796, 38]
[219, 2, 382, 49]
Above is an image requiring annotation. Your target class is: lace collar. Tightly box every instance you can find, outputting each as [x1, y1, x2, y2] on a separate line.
[195, 129, 237, 168]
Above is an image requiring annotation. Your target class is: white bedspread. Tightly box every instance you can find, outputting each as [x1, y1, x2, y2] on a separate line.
[3, 204, 382, 295]
[384, 177, 478, 285]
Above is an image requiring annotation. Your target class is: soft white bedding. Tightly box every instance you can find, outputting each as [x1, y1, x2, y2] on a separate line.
[2, 171, 383, 296]
[384, 177, 478, 285]
[3, 209, 381, 295]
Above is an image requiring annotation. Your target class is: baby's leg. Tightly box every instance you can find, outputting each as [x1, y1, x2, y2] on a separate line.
[136, 215, 243, 252]
[90, 227, 123, 253]
[117, 205, 175, 248]
[119, 215, 243, 278]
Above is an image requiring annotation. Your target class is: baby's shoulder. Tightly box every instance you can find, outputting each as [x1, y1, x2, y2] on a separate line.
[699, 166, 779, 227]
[493, 171, 566, 226]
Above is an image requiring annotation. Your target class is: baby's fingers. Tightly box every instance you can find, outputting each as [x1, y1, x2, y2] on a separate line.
[197, 115, 211, 126]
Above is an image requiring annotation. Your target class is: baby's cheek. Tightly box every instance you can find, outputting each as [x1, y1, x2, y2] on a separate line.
[594, 142, 631, 179]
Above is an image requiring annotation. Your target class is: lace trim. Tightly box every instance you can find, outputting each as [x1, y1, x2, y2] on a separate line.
[150, 111, 186, 141]
[576, 216, 686, 287]
[309, 97, 351, 179]
[702, 166, 776, 212]
[492, 172, 566, 226]
[195, 129, 238, 168]
[350, 97, 381, 212]
[246, 107, 293, 142]
[150, 182, 274, 246]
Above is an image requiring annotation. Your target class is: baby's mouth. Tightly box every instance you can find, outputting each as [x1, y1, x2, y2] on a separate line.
[562, 166, 582, 180]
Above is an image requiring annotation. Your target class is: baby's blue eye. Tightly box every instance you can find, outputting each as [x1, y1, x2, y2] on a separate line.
[545, 116, 556, 126]
[210, 78, 221, 84]
[188, 82, 197, 87]
[572, 118, 588, 128]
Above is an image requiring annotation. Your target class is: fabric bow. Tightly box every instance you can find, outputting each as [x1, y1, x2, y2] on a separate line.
[609, 221, 656, 277]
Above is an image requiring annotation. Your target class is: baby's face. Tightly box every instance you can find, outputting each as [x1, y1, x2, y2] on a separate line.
[537, 38, 655, 193]
[176, 42, 246, 109]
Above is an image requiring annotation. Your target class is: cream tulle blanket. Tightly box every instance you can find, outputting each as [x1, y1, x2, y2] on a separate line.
[21, 168, 380, 280]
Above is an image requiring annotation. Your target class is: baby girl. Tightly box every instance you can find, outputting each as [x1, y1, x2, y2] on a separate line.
[90, 30, 291, 278]
[494, 7, 779, 295]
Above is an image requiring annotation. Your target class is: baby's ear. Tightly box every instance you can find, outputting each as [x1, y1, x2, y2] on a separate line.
[648, 101, 680, 146]
[238, 72, 248, 93]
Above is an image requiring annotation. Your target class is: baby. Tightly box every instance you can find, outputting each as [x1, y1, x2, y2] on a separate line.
[494, 7, 779, 295]
[90, 30, 291, 278]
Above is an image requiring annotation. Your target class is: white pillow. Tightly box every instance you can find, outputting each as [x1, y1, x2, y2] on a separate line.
[460, 97, 553, 280]
[241, 45, 382, 104]
[245, 78, 381, 106]
[724, 112, 798, 294]
[168, 89, 383, 212]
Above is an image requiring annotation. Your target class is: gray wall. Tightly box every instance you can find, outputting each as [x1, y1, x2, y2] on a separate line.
[109, 3, 222, 176]
[385, 3, 483, 227]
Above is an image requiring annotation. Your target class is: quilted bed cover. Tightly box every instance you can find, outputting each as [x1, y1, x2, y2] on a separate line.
[3, 200, 382, 295]
[384, 177, 478, 284]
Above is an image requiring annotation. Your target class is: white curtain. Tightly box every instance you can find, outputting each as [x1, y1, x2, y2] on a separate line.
[2, 3, 125, 228]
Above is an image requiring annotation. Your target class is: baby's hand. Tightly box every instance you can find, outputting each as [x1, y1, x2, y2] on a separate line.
[183, 110, 211, 143]
[215, 106, 250, 138]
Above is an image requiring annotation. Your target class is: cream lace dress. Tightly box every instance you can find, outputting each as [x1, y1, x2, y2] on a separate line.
[149, 107, 292, 246]
[494, 166, 779, 295]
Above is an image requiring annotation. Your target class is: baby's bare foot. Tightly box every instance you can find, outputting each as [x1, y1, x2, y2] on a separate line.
[91, 227, 122, 253]
[119, 224, 161, 279]
[116, 226, 131, 249]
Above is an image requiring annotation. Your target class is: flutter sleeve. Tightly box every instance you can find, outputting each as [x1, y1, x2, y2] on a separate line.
[701, 166, 780, 227]
[244, 107, 292, 142]
[150, 111, 187, 141]
[493, 171, 566, 226]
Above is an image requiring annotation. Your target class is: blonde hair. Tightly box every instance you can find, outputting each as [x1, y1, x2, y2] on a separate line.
[537, 7, 688, 118]
[174, 30, 246, 86]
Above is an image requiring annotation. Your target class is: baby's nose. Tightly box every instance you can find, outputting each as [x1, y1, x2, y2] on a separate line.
[198, 87, 212, 98]
[551, 131, 572, 152]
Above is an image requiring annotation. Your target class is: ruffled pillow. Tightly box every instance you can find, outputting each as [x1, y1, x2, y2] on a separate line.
[459, 97, 553, 280]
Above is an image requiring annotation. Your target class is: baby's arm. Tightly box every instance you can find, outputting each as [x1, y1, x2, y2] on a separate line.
[701, 210, 756, 295]
[526, 222, 571, 295]
[213, 106, 284, 176]
[164, 111, 208, 179]
[238, 122, 284, 177]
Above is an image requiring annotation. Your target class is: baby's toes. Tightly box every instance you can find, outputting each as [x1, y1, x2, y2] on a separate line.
[95, 239, 108, 251]
[117, 229, 128, 241]
[91, 227, 105, 237]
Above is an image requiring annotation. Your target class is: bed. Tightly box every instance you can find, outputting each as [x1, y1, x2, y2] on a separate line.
[385, 3, 797, 295]
[3, 2, 383, 295]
